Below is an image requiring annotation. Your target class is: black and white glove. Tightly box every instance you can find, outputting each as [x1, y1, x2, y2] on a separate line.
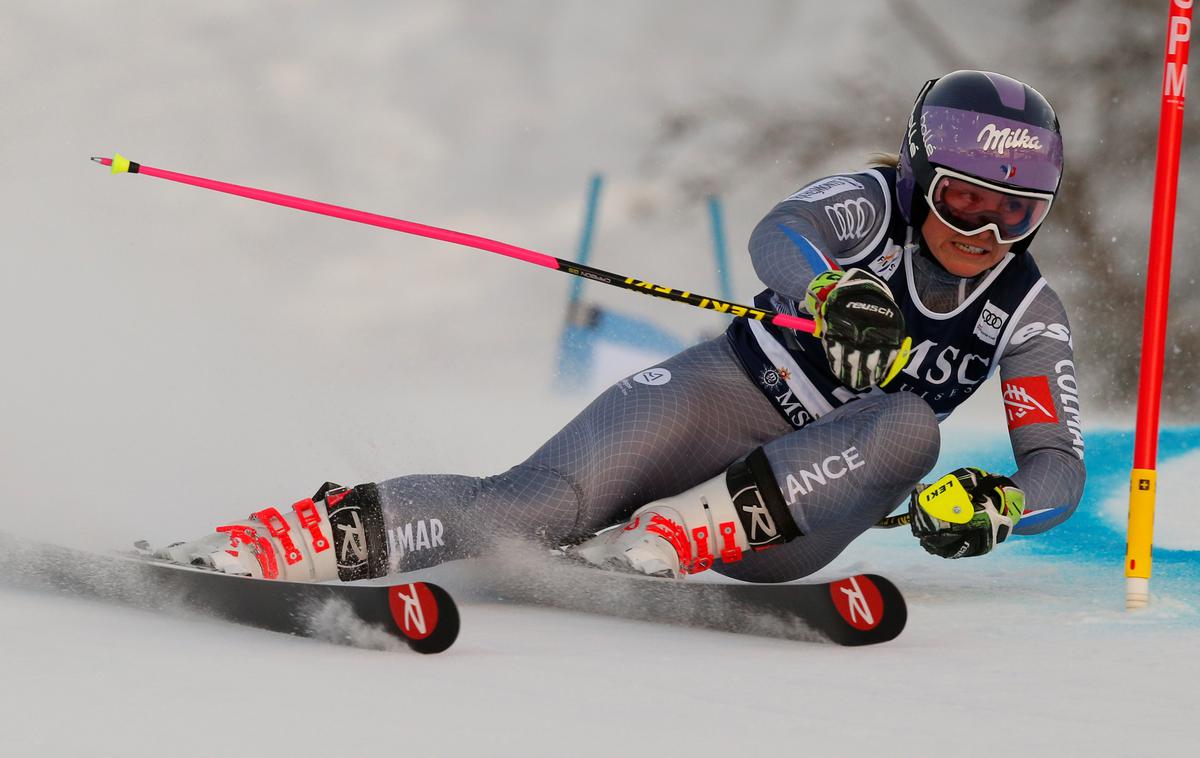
[909, 467, 1025, 559]
[805, 269, 908, 390]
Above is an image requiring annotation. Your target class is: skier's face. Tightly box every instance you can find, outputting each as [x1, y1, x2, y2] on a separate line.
[921, 212, 1012, 277]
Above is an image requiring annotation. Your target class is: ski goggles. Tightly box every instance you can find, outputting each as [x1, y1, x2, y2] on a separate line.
[925, 168, 1054, 245]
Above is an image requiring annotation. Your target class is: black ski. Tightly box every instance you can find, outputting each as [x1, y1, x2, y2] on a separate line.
[471, 556, 906, 646]
[0, 535, 459, 654]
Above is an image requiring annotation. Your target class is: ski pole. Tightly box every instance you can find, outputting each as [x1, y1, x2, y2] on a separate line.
[90, 154, 817, 335]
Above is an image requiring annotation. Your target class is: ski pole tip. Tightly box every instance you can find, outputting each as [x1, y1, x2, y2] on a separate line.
[90, 154, 132, 174]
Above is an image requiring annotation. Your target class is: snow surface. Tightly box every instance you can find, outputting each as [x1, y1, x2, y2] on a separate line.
[2, 2, 1199, 757]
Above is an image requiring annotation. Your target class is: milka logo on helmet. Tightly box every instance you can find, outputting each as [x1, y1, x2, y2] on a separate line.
[977, 123, 1043, 154]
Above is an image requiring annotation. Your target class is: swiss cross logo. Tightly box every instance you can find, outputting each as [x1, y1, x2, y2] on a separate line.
[829, 575, 883, 631]
[1002, 376, 1059, 430]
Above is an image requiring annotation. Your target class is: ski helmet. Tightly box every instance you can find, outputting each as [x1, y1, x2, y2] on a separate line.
[896, 70, 1063, 254]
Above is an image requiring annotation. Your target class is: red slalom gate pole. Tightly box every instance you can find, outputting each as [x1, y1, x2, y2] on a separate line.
[89, 154, 817, 336]
[1126, 0, 1193, 610]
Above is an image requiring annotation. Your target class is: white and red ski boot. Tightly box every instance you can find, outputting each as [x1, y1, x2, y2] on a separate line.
[155, 483, 389, 582]
[571, 448, 802, 577]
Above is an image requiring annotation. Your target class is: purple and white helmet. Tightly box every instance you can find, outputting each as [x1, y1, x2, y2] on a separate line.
[897, 70, 1064, 253]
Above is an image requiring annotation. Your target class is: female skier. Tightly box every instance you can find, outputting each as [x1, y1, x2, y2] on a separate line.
[159, 70, 1086, 584]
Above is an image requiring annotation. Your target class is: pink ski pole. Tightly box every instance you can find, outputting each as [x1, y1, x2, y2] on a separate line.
[90, 154, 816, 334]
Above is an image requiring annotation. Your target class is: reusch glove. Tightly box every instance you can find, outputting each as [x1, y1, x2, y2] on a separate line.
[805, 268, 909, 390]
[909, 467, 1025, 559]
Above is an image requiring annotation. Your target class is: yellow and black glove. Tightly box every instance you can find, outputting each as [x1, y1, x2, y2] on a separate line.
[908, 468, 1025, 559]
[805, 269, 909, 391]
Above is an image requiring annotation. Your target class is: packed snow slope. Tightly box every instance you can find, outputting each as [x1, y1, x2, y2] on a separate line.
[3, 427, 1199, 758]
[2, 2, 1198, 756]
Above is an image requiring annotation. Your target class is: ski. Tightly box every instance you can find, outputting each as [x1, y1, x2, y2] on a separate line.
[0, 535, 459, 654]
[471, 556, 906, 646]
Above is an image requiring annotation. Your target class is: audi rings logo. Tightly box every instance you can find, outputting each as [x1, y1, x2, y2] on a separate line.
[972, 300, 1009, 346]
[824, 198, 877, 242]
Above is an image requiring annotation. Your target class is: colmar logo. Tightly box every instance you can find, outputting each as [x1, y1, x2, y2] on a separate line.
[1054, 359, 1085, 460]
[388, 583, 439, 640]
[829, 575, 883, 631]
[1003, 375, 1059, 429]
[387, 518, 446, 558]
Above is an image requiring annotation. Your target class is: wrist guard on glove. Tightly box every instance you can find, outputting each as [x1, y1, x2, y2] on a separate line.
[805, 268, 909, 391]
[909, 467, 1024, 559]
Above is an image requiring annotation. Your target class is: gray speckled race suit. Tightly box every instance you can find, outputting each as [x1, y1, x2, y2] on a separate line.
[374, 168, 1084, 582]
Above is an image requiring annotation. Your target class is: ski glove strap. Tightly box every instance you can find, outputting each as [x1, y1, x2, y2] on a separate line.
[805, 268, 909, 391]
[909, 468, 1024, 559]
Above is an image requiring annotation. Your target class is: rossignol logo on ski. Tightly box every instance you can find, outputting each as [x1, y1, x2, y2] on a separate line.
[829, 575, 883, 631]
[389, 582, 439, 640]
